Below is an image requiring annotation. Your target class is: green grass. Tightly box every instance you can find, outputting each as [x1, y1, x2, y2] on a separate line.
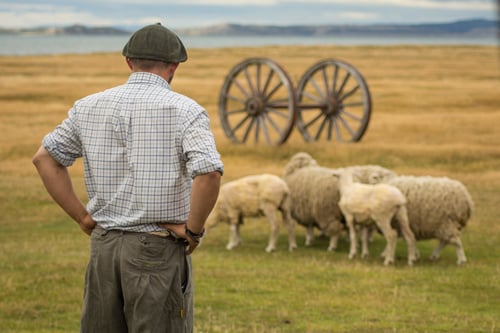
[1, 177, 498, 332]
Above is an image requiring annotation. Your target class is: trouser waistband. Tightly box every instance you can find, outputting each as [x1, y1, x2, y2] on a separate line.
[94, 225, 183, 243]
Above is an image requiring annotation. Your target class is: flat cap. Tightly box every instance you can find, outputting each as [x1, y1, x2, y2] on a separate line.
[122, 23, 187, 63]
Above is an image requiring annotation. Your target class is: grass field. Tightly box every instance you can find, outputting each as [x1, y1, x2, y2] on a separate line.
[0, 44, 499, 332]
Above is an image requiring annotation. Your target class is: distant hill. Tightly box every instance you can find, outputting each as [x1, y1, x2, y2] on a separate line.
[0, 24, 129, 36]
[177, 19, 498, 37]
[1, 19, 497, 38]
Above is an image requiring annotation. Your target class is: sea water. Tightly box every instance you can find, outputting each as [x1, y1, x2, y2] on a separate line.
[0, 34, 497, 56]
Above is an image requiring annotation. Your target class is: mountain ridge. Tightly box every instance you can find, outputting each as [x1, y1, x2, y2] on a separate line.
[0, 19, 497, 37]
[177, 19, 498, 37]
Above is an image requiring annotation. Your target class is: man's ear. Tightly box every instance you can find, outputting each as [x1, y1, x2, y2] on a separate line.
[125, 57, 133, 70]
[169, 63, 179, 76]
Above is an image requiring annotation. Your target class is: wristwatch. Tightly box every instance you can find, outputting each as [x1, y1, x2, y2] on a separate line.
[185, 225, 205, 244]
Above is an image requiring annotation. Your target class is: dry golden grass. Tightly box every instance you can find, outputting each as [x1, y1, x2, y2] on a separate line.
[2, 46, 499, 177]
[1, 45, 499, 332]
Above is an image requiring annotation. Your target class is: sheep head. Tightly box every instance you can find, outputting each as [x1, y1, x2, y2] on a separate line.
[283, 152, 318, 176]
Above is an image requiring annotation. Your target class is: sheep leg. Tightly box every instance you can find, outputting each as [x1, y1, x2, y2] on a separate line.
[430, 240, 445, 261]
[286, 218, 298, 252]
[375, 218, 397, 266]
[451, 237, 467, 265]
[262, 204, 279, 253]
[323, 221, 343, 252]
[226, 221, 241, 250]
[345, 215, 358, 259]
[305, 225, 315, 246]
[395, 206, 417, 266]
[280, 198, 297, 252]
[431, 237, 467, 265]
[360, 226, 370, 259]
[327, 234, 340, 252]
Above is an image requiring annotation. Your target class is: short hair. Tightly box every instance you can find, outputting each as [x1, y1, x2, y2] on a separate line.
[129, 58, 170, 71]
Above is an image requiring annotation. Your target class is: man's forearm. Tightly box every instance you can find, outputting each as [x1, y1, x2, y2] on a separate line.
[32, 146, 88, 224]
[186, 171, 222, 234]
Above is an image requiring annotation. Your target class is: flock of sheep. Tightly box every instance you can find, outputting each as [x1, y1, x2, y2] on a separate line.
[205, 152, 474, 266]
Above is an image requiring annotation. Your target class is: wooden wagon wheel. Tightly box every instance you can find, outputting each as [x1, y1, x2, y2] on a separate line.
[219, 57, 297, 145]
[296, 59, 372, 142]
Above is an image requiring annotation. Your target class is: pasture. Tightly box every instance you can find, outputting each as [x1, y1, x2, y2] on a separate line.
[0, 44, 499, 332]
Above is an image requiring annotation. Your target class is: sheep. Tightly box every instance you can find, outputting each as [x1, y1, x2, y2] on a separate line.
[334, 169, 417, 266]
[205, 173, 297, 253]
[282, 152, 398, 251]
[383, 175, 474, 265]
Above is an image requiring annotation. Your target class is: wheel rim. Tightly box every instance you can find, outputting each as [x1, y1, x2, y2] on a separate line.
[296, 59, 372, 142]
[219, 57, 297, 145]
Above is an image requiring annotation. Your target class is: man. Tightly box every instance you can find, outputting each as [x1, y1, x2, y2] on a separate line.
[32, 23, 223, 332]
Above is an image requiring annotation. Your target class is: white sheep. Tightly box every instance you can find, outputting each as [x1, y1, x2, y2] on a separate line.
[383, 175, 474, 265]
[282, 152, 398, 251]
[334, 169, 417, 266]
[205, 173, 297, 253]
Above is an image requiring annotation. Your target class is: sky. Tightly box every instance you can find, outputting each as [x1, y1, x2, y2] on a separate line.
[0, 0, 498, 30]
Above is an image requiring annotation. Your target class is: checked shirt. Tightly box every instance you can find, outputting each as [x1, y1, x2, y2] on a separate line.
[43, 72, 224, 232]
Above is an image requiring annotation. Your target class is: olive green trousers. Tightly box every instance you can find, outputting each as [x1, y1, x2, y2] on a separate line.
[80, 226, 193, 333]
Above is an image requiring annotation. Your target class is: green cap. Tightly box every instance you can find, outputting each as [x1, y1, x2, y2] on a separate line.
[122, 23, 187, 63]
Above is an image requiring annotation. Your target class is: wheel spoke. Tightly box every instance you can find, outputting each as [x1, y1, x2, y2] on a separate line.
[327, 117, 333, 141]
[267, 107, 291, 119]
[243, 67, 256, 96]
[226, 94, 248, 104]
[332, 118, 342, 141]
[256, 63, 261, 93]
[340, 109, 363, 122]
[265, 81, 283, 100]
[232, 114, 251, 132]
[227, 107, 248, 115]
[304, 111, 324, 129]
[342, 101, 364, 107]
[332, 65, 339, 94]
[309, 77, 326, 99]
[301, 90, 323, 103]
[336, 72, 351, 97]
[263, 111, 283, 134]
[254, 117, 260, 142]
[259, 116, 272, 144]
[314, 116, 329, 140]
[339, 84, 360, 101]
[233, 78, 251, 99]
[242, 117, 255, 142]
[321, 67, 330, 96]
[262, 68, 275, 97]
[337, 113, 356, 138]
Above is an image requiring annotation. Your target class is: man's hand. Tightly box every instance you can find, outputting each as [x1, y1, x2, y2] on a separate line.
[79, 213, 97, 236]
[33, 146, 97, 236]
[158, 222, 199, 255]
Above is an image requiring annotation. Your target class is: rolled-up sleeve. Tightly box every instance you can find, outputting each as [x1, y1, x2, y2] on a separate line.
[42, 108, 82, 167]
[182, 106, 224, 178]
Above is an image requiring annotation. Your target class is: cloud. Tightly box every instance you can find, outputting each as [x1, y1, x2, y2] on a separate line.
[0, 5, 112, 28]
[362, 0, 495, 10]
[336, 11, 380, 20]
[101, 0, 496, 11]
[101, 0, 280, 4]
[72, 0, 496, 10]
[0, 0, 496, 29]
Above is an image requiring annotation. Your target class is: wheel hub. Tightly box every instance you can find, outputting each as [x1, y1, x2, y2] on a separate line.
[246, 96, 265, 116]
[322, 95, 340, 117]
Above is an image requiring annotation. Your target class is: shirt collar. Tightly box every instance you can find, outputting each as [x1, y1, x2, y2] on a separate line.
[127, 72, 171, 90]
